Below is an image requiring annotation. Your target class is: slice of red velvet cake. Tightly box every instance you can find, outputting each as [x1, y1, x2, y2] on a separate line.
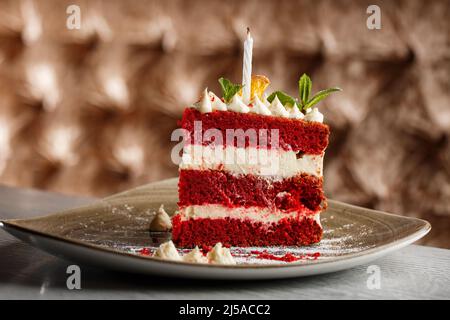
[172, 72, 340, 248]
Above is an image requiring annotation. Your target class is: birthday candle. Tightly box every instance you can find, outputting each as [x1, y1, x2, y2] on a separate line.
[242, 28, 253, 104]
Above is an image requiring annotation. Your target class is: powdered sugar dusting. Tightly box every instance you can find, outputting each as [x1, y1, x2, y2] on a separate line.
[114, 227, 375, 266]
[61, 202, 380, 266]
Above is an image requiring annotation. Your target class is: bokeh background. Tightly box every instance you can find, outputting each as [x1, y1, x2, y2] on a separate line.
[0, 0, 449, 247]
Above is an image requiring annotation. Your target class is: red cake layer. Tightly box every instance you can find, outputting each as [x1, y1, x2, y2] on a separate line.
[172, 215, 322, 247]
[178, 169, 325, 212]
[180, 108, 329, 154]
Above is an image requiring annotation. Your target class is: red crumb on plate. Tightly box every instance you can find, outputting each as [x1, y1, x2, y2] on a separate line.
[138, 247, 151, 256]
[252, 250, 321, 262]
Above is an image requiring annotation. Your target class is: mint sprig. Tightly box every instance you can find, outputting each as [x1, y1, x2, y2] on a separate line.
[298, 73, 341, 111]
[299, 73, 312, 106]
[304, 87, 342, 109]
[266, 91, 297, 107]
[267, 73, 341, 113]
[218, 77, 242, 103]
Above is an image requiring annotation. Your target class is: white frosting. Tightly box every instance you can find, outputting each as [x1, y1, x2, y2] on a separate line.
[227, 94, 250, 113]
[262, 92, 270, 105]
[180, 145, 323, 178]
[197, 88, 212, 113]
[250, 95, 271, 116]
[179, 204, 320, 224]
[304, 107, 323, 123]
[269, 96, 289, 117]
[209, 91, 227, 111]
[192, 90, 323, 121]
[183, 246, 208, 263]
[149, 204, 172, 231]
[289, 104, 305, 119]
[207, 243, 236, 265]
[153, 241, 181, 261]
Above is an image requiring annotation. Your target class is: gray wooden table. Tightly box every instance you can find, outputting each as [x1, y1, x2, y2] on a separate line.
[0, 185, 449, 300]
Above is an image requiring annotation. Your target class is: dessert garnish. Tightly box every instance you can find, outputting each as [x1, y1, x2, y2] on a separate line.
[218, 77, 242, 103]
[207, 243, 236, 265]
[250, 95, 271, 115]
[183, 246, 208, 264]
[249, 75, 270, 99]
[149, 204, 172, 232]
[267, 73, 341, 113]
[227, 92, 250, 113]
[153, 240, 181, 261]
[269, 95, 290, 117]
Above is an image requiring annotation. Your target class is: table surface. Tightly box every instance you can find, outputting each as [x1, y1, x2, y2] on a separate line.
[0, 184, 449, 300]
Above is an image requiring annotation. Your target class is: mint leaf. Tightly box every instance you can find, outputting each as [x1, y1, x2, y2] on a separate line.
[218, 77, 242, 103]
[299, 74, 312, 107]
[304, 87, 342, 110]
[267, 91, 297, 107]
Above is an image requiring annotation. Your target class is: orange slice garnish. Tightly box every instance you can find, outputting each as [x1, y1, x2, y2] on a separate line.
[250, 75, 270, 99]
[239, 75, 270, 99]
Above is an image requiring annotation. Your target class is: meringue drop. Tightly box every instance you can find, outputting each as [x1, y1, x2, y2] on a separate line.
[269, 95, 289, 117]
[289, 103, 305, 119]
[198, 88, 212, 113]
[149, 204, 172, 231]
[209, 91, 227, 111]
[304, 107, 324, 123]
[153, 241, 181, 261]
[183, 246, 208, 263]
[207, 243, 236, 265]
[250, 95, 271, 116]
[227, 94, 250, 113]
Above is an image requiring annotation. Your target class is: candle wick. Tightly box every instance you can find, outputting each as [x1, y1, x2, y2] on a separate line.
[246, 27, 250, 35]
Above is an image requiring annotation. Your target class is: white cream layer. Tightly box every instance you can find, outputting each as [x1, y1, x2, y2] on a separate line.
[179, 204, 321, 226]
[180, 144, 323, 178]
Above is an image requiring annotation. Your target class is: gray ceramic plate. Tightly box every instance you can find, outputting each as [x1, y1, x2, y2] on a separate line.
[0, 178, 430, 280]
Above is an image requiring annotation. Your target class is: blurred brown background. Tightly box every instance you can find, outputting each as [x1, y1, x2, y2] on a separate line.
[0, 0, 448, 247]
